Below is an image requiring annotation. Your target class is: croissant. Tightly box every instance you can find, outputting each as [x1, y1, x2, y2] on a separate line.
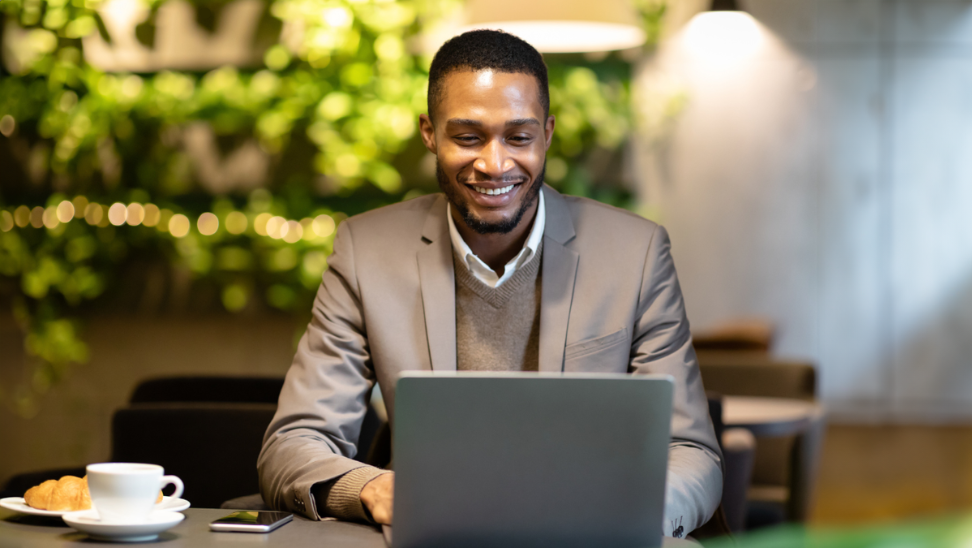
[25, 476, 91, 511]
[23, 475, 163, 511]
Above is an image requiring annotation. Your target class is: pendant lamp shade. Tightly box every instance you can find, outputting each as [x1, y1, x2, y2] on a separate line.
[458, 0, 647, 53]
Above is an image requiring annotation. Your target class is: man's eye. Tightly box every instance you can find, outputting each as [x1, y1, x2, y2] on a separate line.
[455, 135, 479, 143]
[508, 135, 533, 144]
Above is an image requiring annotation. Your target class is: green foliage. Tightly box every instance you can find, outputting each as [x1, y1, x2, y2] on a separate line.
[0, 0, 671, 416]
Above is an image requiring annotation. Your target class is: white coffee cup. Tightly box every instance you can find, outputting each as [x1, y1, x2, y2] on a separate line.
[86, 463, 184, 523]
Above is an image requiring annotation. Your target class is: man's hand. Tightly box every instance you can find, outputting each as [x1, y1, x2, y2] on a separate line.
[360, 472, 394, 525]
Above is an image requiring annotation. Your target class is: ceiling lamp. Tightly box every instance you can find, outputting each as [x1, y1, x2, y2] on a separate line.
[457, 0, 647, 53]
[685, 0, 762, 58]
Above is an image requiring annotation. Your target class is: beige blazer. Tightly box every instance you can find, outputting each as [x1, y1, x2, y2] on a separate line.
[258, 186, 722, 527]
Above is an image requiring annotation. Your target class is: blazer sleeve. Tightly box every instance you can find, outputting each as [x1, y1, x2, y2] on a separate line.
[257, 220, 377, 519]
[629, 224, 724, 536]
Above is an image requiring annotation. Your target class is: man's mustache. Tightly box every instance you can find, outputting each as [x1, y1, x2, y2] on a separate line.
[457, 175, 529, 185]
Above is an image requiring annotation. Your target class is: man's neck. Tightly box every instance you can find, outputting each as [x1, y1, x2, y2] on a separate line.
[451, 200, 539, 276]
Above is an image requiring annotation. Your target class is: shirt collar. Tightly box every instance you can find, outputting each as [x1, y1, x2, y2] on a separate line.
[447, 189, 546, 284]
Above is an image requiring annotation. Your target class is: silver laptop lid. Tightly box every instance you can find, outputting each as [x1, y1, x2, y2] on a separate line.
[392, 372, 674, 548]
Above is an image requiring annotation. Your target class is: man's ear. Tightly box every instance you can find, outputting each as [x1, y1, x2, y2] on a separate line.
[419, 114, 437, 154]
[544, 115, 556, 151]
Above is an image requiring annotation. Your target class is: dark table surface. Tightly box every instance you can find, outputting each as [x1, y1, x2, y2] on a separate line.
[0, 507, 698, 547]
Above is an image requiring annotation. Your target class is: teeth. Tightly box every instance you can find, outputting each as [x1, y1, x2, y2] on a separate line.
[473, 185, 514, 196]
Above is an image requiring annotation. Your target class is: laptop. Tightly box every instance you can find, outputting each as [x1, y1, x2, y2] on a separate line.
[389, 372, 674, 548]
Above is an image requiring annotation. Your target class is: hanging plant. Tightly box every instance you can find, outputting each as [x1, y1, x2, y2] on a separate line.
[0, 0, 671, 417]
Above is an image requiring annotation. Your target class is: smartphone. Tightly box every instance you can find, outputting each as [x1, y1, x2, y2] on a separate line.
[209, 511, 293, 533]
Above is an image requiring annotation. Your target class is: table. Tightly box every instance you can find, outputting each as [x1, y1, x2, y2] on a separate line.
[722, 395, 823, 437]
[0, 508, 698, 547]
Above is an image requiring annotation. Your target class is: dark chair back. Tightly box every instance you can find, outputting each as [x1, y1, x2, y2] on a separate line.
[111, 403, 277, 508]
[697, 354, 821, 527]
[698, 355, 816, 400]
[128, 375, 383, 464]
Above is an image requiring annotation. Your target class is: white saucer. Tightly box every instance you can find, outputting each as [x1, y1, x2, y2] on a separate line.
[63, 509, 185, 542]
[0, 496, 190, 517]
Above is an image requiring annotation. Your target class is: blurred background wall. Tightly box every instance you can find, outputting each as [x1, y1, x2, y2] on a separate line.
[637, 0, 972, 422]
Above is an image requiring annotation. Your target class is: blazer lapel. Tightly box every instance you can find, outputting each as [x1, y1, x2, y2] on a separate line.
[539, 186, 579, 373]
[418, 196, 457, 372]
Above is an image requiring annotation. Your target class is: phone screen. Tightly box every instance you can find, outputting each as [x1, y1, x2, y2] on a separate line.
[213, 511, 292, 526]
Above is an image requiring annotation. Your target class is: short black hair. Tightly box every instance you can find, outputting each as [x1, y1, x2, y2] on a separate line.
[427, 29, 549, 121]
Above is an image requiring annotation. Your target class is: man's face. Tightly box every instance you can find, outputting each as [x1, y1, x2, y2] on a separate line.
[420, 70, 555, 234]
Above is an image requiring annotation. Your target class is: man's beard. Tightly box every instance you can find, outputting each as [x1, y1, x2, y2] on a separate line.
[436, 161, 544, 235]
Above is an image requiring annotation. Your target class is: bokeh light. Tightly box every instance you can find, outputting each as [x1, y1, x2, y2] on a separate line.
[126, 203, 145, 226]
[1, 211, 13, 232]
[143, 204, 161, 227]
[108, 203, 128, 226]
[282, 220, 302, 243]
[0, 115, 15, 137]
[71, 196, 88, 218]
[313, 214, 335, 238]
[198, 212, 219, 235]
[225, 211, 248, 235]
[14, 206, 30, 227]
[222, 284, 249, 312]
[254, 213, 272, 236]
[266, 216, 286, 239]
[56, 201, 75, 223]
[42, 207, 59, 229]
[30, 207, 44, 228]
[300, 218, 315, 242]
[84, 203, 104, 225]
[168, 214, 191, 238]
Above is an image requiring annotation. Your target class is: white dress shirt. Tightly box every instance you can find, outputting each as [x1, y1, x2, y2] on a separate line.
[447, 190, 545, 288]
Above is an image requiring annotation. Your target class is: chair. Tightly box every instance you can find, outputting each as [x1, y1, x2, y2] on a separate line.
[111, 402, 276, 508]
[2, 376, 384, 509]
[699, 394, 756, 536]
[698, 353, 825, 528]
[693, 319, 775, 354]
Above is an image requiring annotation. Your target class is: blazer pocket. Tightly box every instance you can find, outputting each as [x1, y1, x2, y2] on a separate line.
[564, 328, 629, 372]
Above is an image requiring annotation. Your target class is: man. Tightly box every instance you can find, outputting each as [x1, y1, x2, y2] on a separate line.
[258, 30, 723, 538]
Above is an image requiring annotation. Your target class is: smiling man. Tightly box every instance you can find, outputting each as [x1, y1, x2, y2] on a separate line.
[258, 30, 723, 539]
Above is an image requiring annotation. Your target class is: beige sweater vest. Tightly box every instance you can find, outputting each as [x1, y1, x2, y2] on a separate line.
[453, 242, 543, 372]
[322, 242, 543, 521]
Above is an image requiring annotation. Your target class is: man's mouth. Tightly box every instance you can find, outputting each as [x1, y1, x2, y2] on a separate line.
[471, 184, 515, 196]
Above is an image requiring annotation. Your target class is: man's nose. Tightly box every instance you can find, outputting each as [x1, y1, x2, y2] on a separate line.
[473, 139, 515, 179]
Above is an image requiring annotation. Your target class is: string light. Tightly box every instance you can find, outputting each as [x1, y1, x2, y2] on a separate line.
[282, 220, 302, 243]
[108, 203, 128, 226]
[56, 201, 75, 223]
[1, 196, 338, 245]
[197, 212, 219, 236]
[30, 207, 44, 228]
[300, 218, 315, 242]
[266, 216, 286, 239]
[126, 203, 145, 226]
[14, 206, 30, 227]
[42, 207, 59, 229]
[225, 211, 248, 235]
[143, 204, 161, 227]
[0, 115, 15, 137]
[71, 196, 88, 218]
[312, 214, 335, 238]
[169, 214, 190, 238]
[84, 203, 104, 225]
[254, 213, 272, 236]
